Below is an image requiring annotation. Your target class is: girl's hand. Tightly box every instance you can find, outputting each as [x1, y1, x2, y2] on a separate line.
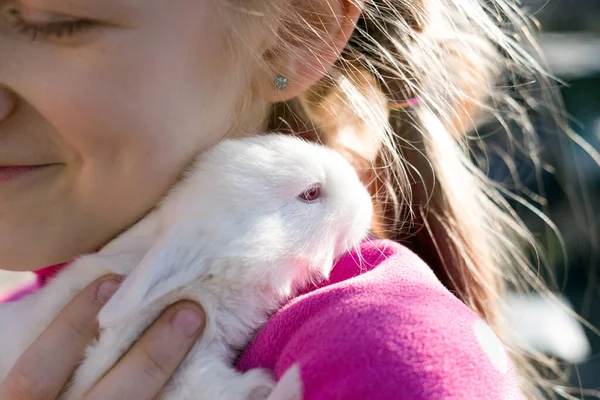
[0, 275, 205, 400]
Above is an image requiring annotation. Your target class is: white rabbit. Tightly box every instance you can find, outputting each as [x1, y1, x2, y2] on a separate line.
[0, 134, 373, 399]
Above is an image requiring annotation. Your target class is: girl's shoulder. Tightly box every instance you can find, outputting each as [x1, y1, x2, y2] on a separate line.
[237, 239, 523, 399]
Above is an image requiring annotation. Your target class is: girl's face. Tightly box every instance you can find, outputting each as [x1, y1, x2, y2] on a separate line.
[0, 0, 261, 271]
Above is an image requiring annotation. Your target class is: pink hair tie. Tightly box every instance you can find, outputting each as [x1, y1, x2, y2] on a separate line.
[388, 97, 421, 111]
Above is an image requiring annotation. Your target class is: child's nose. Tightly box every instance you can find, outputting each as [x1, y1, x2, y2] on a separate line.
[0, 87, 16, 123]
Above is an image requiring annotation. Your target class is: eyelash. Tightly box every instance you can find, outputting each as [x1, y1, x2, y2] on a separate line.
[9, 12, 94, 40]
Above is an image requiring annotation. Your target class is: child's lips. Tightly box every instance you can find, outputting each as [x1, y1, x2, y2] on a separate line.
[0, 165, 57, 184]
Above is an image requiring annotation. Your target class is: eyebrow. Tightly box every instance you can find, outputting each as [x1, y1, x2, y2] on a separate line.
[23, 0, 135, 15]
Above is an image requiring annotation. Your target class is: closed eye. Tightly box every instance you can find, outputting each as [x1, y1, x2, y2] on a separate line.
[4, 5, 96, 41]
[12, 18, 95, 40]
[297, 183, 324, 203]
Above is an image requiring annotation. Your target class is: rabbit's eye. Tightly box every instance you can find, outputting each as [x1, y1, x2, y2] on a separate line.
[298, 183, 323, 203]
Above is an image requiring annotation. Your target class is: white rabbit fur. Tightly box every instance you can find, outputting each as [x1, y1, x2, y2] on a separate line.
[0, 134, 373, 399]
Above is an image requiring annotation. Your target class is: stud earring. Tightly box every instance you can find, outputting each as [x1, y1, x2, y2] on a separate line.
[273, 75, 289, 90]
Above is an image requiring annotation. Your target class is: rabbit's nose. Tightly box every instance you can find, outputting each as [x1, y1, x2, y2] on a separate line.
[0, 87, 16, 123]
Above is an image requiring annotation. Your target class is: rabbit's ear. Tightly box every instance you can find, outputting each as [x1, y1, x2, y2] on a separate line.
[99, 229, 207, 328]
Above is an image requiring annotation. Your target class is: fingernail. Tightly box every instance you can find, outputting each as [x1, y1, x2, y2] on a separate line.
[173, 307, 203, 337]
[96, 279, 121, 303]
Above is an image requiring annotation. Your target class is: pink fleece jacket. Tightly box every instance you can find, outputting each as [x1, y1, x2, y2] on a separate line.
[1, 239, 522, 399]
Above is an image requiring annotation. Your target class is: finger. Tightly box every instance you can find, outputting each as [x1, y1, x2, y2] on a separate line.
[85, 301, 205, 400]
[0, 275, 122, 400]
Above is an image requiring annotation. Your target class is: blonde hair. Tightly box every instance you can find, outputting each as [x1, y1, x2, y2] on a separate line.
[221, 0, 594, 398]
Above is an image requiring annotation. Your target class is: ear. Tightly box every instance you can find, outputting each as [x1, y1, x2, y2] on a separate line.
[254, 0, 365, 102]
[98, 230, 208, 327]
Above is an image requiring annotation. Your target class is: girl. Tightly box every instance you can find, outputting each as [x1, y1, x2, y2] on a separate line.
[0, 0, 567, 398]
